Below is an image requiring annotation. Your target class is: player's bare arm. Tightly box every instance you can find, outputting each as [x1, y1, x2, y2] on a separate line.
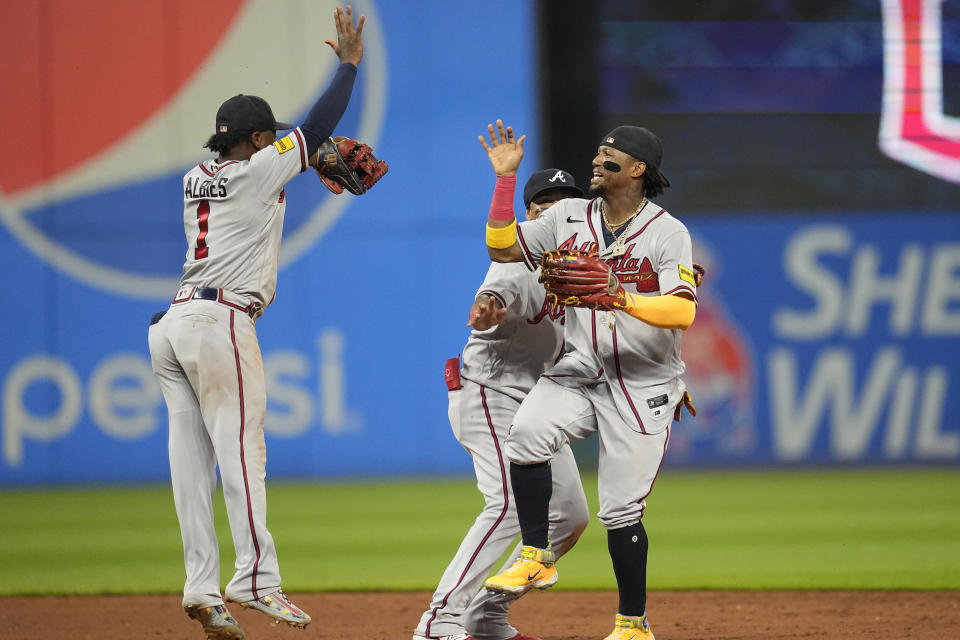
[487, 235, 524, 264]
[480, 120, 525, 262]
[467, 293, 506, 330]
[325, 5, 365, 66]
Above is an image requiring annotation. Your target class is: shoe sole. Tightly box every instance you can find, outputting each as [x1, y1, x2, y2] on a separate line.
[233, 600, 311, 629]
[484, 572, 558, 595]
[605, 627, 655, 640]
[184, 606, 246, 640]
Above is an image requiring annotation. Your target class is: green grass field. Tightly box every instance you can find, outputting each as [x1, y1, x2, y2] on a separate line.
[0, 468, 957, 595]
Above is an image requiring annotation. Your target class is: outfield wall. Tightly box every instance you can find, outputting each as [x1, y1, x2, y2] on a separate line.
[0, 1, 957, 484]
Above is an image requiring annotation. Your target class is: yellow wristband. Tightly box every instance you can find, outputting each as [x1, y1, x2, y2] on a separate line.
[486, 220, 518, 249]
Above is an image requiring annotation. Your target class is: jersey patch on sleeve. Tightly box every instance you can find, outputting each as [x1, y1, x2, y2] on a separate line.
[678, 264, 696, 286]
[273, 136, 295, 154]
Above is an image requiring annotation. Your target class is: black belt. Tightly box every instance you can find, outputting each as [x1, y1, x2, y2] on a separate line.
[153, 287, 263, 325]
[194, 287, 219, 301]
[190, 287, 263, 319]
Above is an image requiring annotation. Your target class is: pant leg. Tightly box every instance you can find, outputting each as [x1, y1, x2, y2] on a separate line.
[464, 378, 595, 640]
[205, 310, 280, 602]
[415, 381, 524, 638]
[150, 313, 222, 608]
[591, 383, 670, 529]
[161, 302, 281, 602]
[505, 377, 598, 465]
[589, 383, 670, 621]
[464, 442, 590, 640]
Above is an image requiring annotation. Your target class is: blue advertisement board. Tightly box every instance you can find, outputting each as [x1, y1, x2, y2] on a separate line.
[1, 1, 957, 485]
[0, 0, 537, 484]
[677, 214, 960, 467]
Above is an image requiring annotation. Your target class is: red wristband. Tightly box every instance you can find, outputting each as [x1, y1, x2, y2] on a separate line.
[488, 175, 517, 222]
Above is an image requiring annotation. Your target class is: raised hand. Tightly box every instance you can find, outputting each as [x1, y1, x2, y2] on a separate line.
[325, 5, 365, 66]
[478, 119, 526, 177]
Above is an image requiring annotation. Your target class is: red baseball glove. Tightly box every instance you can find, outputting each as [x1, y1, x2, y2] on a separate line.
[315, 136, 388, 195]
[540, 250, 626, 311]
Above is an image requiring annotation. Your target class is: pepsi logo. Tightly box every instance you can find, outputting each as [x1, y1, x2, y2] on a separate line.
[0, 0, 387, 299]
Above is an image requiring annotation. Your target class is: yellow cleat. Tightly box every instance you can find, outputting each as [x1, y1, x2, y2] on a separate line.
[602, 614, 654, 640]
[483, 545, 557, 595]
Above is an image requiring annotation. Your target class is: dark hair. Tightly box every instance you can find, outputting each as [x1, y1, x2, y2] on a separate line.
[203, 131, 253, 156]
[643, 168, 669, 198]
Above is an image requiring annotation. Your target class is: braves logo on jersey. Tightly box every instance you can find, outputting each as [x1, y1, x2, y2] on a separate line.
[529, 297, 566, 325]
[516, 198, 695, 312]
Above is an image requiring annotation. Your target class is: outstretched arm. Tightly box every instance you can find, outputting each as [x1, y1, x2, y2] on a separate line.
[479, 120, 525, 263]
[301, 6, 366, 157]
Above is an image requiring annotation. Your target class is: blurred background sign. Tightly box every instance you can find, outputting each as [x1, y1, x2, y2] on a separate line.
[0, 0, 957, 485]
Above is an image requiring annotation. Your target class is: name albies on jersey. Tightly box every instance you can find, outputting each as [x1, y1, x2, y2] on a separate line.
[179, 128, 310, 310]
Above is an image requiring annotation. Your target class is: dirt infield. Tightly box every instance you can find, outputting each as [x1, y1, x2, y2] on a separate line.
[1, 590, 957, 639]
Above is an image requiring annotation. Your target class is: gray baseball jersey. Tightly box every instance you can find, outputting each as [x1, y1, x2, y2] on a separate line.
[179, 128, 310, 309]
[515, 196, 697, 435]
[149, 128, 310, 609]
[460, 262, 564, 401]
[414, 263, 588, 640]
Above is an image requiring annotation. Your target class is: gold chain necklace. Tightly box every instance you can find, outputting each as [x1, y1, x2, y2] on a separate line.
[601, 197, 647, 257]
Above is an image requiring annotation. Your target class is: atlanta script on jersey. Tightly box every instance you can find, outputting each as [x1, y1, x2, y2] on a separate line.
[514, 197, 697, 434]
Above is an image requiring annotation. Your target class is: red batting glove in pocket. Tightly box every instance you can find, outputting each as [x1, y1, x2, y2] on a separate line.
[444, 356, 462, 391]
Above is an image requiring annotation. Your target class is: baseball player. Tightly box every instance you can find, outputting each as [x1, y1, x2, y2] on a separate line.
[413, 168, 590, 640]
[479, 121, 699, 640]
[148, 7, 365, 640]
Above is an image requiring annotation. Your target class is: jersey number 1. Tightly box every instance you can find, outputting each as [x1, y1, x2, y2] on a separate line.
[195, 201, 210, 260]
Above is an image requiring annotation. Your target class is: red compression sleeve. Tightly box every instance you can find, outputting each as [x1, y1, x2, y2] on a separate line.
[488, 175, 517, 222]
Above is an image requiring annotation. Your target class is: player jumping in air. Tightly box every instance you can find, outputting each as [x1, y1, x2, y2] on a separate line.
[149, 6, 365, 640]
